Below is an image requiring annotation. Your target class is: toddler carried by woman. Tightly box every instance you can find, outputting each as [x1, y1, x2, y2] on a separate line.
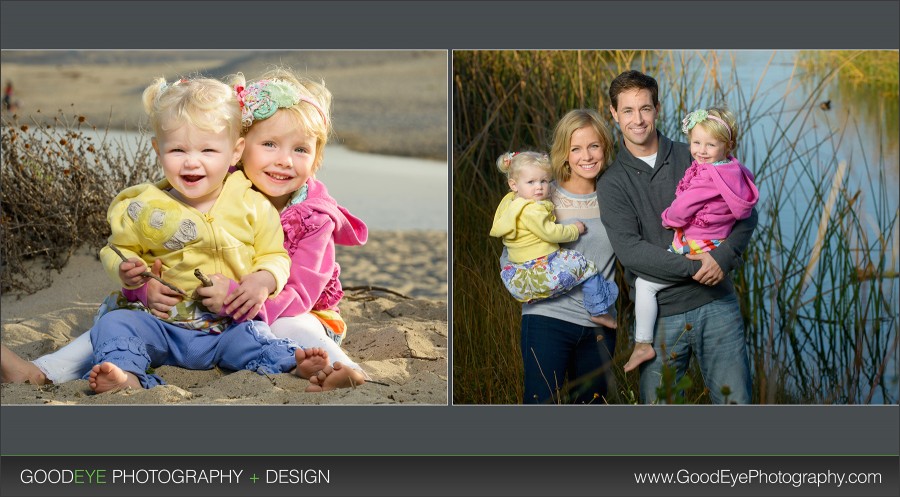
[491, 151, 617, 329]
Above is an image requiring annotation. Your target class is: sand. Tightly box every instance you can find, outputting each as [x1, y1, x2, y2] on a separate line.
[0, 231, 448, 405]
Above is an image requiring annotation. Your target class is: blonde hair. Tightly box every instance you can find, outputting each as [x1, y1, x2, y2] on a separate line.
[141, 77, 241, 142]
[496, 151, 551, 183]
[689, 107, 739, 155]
[230, 67, 333, 172]
[549, 109, 614, 183]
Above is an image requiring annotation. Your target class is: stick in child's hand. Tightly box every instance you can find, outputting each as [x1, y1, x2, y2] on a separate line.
[194, 269, 214, 287]
[107, 244, 188, 297]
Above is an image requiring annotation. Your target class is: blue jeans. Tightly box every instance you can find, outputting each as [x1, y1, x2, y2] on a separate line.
[638, 294, 752, 404]
[88, 309, 301, 388]
[521, 314, 616, 404]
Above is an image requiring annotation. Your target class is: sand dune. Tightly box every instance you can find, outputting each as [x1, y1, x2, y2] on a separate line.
[0, 231, 448, 405]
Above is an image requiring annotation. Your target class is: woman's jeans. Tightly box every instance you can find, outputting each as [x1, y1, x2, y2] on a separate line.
[638, 294, 752, 404]
[521, 314, 615, 404]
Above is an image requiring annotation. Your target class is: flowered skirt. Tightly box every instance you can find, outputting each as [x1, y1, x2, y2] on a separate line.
[668, 228, 723, 255]
[500, 248, 598, 303]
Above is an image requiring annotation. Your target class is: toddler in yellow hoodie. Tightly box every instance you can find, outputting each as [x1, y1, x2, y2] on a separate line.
[85, 77, 328, 393]
[490, 151, 617, 328]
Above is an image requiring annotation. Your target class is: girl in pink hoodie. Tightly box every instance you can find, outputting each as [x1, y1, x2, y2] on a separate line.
[1, 69, 370, 392]
[223, 69, 370, 390]
[140, 70, 370, 390]
[624, 107, 759, 373]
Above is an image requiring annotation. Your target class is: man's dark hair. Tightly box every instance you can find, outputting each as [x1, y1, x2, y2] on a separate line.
[608, 70, 659, 110]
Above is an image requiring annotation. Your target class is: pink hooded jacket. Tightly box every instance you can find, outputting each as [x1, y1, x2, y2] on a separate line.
[255, 177, 368, 324]
[661, 157, 759, 241]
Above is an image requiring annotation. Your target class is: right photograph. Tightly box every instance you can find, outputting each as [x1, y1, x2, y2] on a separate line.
[452, 50, 899, 405]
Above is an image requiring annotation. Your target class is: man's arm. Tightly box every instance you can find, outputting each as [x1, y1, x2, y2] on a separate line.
[598, 176, 700, 283]
[709, 207, 758, 274]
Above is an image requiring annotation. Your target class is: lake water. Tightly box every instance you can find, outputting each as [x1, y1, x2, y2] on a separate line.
[77, 129, 448, 231]
[316, 147, 448, 231]
[667, 51, 899, 230]
[667, 50, 899, 403]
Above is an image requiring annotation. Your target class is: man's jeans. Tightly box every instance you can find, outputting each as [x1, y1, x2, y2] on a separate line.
[639, 294, 752, 404]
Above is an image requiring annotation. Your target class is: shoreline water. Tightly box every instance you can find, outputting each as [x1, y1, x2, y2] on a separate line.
[0, 124, 448, 231]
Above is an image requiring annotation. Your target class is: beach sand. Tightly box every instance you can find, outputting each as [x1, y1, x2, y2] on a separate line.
[0, 231, 448, 405]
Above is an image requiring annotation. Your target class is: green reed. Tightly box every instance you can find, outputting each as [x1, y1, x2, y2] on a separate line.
[454, 51, 662, 404]
[453, 50, 899, 404]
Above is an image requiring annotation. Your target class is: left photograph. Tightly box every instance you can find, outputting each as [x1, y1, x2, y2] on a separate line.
[0, 50, 448, 405]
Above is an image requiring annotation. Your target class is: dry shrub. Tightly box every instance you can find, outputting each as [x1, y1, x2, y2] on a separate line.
[1, 112, 159, 294]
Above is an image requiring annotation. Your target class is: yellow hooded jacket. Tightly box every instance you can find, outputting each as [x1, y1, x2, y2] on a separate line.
[100, 170, 290, 296]
[489, 191, 579, 264]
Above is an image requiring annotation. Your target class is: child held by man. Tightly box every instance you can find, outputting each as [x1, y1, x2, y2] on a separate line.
[624, 107, 759, 372]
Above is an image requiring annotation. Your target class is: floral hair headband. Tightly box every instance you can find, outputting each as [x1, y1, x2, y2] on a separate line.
[681, 109, 732, 140]
[234, 79, 327, 129]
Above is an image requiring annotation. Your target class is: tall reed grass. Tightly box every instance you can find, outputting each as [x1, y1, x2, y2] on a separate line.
[453, 50, 899, 404]
[1, 112, 159, 294]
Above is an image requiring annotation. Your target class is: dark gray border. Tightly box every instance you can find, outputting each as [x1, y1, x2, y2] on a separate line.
[1, 0, 899, 461]
[1, 406, 899, 455]
[1, 1, 898, 49]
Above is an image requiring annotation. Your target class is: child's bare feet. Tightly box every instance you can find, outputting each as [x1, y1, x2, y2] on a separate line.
[623, 342, 656, 372]
[88, 362, 141, 393]
[291, 347, 329, 379]
[305, 361, 367, 392]
[0, 344, 49, 384]
[589, 313, 617, 329]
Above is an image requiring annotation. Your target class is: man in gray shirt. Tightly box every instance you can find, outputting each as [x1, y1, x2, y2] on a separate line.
[597, 70, 756, 403]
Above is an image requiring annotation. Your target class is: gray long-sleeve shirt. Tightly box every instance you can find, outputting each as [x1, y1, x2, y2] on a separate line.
[512, 184, 618, 327]
[597, 131, 757, 317]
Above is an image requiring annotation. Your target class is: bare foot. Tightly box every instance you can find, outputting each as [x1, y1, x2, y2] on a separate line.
[623, 343, 656, 372]
[88, 362, 141, 393]
[305, 361, 367, 392]
[291, 347, 329, 379]
[0, 344, 49, 384]
[589, 313, 617, 329]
